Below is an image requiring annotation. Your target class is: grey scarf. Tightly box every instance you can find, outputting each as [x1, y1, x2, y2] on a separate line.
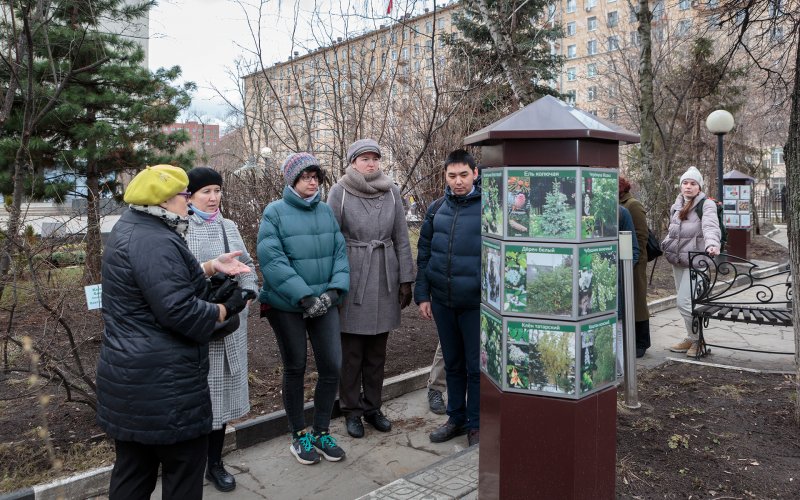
[130, 204, 189, 239]
[338, 165, 393, 199]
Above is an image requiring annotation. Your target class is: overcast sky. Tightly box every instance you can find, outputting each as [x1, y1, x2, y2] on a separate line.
[147, 0, 423, 127]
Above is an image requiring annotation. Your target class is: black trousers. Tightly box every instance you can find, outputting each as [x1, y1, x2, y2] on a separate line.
[635, 320, 651, 350]
[339, 331, 389, 418]
[109, 434, 208, 500]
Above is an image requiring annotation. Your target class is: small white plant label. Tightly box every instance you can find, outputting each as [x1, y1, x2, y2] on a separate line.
[85, 284, 102, 310]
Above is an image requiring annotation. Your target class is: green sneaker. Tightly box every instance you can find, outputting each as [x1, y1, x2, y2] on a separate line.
[312, 430, 346, 462]
[290, 431, 320, 465]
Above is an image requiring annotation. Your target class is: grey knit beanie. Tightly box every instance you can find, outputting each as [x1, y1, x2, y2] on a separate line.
[346, 139, 382, 164]
[281, 152, 320, 186]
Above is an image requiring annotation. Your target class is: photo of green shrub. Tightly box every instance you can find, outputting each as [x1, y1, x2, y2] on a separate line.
[577, 244, 617, 317]
[581, 170, 618, 239]
[506, 169, 577, 239]
[481, 240, 502, 310]
[480, 309, 502, 386]
[504, 245, 573, 317]
[580, 317, 616, 393]
[482, 169, 503, 237]
[507, 320, 576, 395]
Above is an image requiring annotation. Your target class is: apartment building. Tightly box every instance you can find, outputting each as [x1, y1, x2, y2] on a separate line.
[163, 121, 221, 150]
[242, 2, 461, 168]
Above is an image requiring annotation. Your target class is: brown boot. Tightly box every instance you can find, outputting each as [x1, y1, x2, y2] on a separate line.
[686, 341, 704, 358]
[669, 338, 693, 353]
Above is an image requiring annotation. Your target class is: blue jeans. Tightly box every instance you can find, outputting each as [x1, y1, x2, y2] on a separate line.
[267, 307, 342, 433]
[430, 302, 480, 430]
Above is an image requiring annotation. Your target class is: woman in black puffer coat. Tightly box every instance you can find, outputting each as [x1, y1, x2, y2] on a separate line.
[97, 165, 252, 500]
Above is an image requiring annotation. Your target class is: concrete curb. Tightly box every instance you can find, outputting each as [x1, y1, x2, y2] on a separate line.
[0, 368, 431, 500]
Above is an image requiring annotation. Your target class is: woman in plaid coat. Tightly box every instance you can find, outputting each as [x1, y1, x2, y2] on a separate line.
[186, 167, 258, 493]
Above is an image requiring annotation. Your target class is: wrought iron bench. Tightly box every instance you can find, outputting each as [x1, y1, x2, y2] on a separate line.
[688, 252, 793, 358]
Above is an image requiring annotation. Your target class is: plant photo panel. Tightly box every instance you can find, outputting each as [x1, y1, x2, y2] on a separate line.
[724, 185, 739, 199]
[577, 244, 618, 317]
[581, 169, 618, 240]
[504, 244, 574, 317]
[739, 185, 751, 200]
[481, 239, 502, 311]
[481, 169, 504, 237]
[507, 319, 577, 396]
[480, 308, 503, 387]
[506, 168, 577, 239]
[580, 316, 617, 395]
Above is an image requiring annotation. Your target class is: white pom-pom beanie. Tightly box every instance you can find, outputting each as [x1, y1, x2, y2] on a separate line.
[679, 166, 704, 188]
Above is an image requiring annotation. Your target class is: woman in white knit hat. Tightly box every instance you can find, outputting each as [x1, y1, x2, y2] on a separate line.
[660, 166, 721, 357]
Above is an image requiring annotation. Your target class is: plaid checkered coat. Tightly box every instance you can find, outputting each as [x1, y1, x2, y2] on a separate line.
[187, 214, 258, 429]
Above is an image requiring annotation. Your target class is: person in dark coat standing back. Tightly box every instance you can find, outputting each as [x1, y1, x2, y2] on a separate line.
[414, 149, 482, 447]
[618, 176, 651, 357]
[327, 139, 415, 439]
[97, 165, 252, 500]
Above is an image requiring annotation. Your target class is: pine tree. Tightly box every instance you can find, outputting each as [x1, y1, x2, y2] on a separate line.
[529, 341, 548, 389]
[540, 180, 572, 237]
[446, 0, 563, 112]
[0, 0, 194, 282]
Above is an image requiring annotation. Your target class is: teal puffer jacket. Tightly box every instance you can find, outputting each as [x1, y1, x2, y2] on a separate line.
[257, 186, 350, 312]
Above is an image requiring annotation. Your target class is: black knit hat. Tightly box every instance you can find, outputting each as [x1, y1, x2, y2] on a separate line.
[187, 167, 223, 194]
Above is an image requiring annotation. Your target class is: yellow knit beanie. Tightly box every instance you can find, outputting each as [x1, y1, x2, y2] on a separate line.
[123, 165, 189, 205]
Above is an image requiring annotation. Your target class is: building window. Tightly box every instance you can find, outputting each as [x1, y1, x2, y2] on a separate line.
[567, 44, 577, 58]
[381, 35, 387, 47]
[587, 39, 597, 55]
[607, 11, 618, 27]
[586, 0, 597, 9]
[567, 22, 576, 36]
[679, 0, 690, 9]
[772, 147, 784, 165]
[653, 1, 665, 21]
[391, 31, 397, 44]
[630, 31, 641, 46]
[587, 86, 597, 101]
[589, 109, 598, 116]
[402, 47, 409, 59]
[425, 21, 432, 33]
[629, 4, 639, 22]
[414, 43, 420, 57]
[567, 67, 577, 81]
[587, 16, 597, 31]
[607, 36, 619, 50]
[677, 19, 692, 37]
[437, 18, 445, 29]
[567, 0, 576, 13]
[608, 107, 618, 120]
[566, 90, 576, 105]
[587, 63, 597, 77]
[426, 77, 433, 87]
[391, 50, 397, 60]
[414, 60, 420, 71]
[770, 26, 784, 41]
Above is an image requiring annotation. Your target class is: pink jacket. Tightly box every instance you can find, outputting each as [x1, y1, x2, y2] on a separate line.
[661, 192, 721, 267]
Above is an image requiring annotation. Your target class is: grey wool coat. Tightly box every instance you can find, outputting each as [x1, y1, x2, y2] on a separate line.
[187, 213, 259, 429]
[327, 181, 415, 334]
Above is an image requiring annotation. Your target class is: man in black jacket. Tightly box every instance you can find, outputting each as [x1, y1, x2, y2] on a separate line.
[414, 149, 482, 447]
[97, 165, 251, 499]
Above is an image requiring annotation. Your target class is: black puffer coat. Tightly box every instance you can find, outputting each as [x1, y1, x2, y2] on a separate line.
[414, 184, 481, 309]
[96, 209, 219, 445]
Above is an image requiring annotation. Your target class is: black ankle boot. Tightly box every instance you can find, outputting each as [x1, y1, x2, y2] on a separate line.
[206, 462, 236, 492]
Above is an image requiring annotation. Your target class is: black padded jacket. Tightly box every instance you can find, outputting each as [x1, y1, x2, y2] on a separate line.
[96, 208, 219, 444]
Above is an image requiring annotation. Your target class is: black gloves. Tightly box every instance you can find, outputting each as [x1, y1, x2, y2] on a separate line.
[300, 290, 339, 318]
[301, 296, 327, 318]
[223, 289, 248, 317]
[211, 314, 240, 341]
[399, 283, 413, 309]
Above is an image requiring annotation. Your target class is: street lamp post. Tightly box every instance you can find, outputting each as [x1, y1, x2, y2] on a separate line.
[705, 110, 735, 201]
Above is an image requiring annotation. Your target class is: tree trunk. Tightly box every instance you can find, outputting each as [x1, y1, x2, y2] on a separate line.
[473, 0, 530, 106]
[84, 109, 102, 284]
[637, 0, 656, 206]
[785, 39, 800, 426]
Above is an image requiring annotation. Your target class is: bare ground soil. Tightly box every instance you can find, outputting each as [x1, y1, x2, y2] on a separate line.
[0, 234, 793, 495]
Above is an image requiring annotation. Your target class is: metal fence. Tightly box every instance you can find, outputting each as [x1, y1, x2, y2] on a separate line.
[753, 188, 787, 224]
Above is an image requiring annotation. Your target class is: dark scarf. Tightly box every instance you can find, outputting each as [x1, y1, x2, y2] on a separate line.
[338, 165, 393, 199]
[130, 204, 189, 239]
